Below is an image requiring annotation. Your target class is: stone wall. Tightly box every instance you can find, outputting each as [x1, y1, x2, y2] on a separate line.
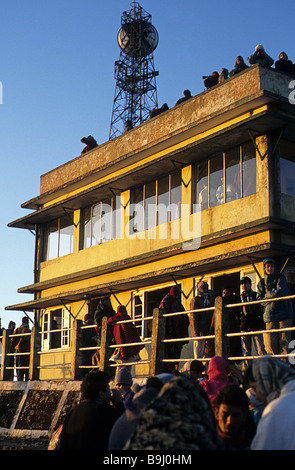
[0, 380, 81, 439]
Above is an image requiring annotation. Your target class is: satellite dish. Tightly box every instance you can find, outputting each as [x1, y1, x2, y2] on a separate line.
[117, 20, 159, 57]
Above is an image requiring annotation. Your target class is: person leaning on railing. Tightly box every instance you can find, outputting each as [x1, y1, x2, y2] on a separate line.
[257, 258, 294, 356]
[10, 316, 31, 381]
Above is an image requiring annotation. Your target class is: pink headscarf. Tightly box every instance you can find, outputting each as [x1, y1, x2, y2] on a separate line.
[199, 356, 233, 410]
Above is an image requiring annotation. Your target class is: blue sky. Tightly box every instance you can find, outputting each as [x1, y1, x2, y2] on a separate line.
[1, 0, 294, 328]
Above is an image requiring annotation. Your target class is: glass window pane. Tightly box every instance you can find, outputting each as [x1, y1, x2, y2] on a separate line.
[242, 141, 256, 197]
[112, 196, 121, 239]
[280, 140, 295, 196]
[130, 187, 144, 234]
[46, 220, 59, 260]
[225, 147, 241, 202]
[157, 175, 170, 224]
[83, 207, 92, 249]
[51, 310, 61, 349]
[145, 181, 156, 229]
[62, 309, 70, 347]
[59, 216, 74, 257]
[210, 154, 223, 207]
[195, 161, 208, 210]
[101, 198, 112, 243]
[92, 204, 102, 245]
[170, 172, 181, 220]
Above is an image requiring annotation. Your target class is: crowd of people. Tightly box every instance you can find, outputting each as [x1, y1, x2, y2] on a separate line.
[51, 353, 295, 450]
[189, 258, 294, 367]
[148, 45, 295, 120]
[49, 255, 295, 451]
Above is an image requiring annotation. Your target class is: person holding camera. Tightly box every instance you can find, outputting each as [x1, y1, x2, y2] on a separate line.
[247, 44, 274, 68]
[203, 71, 219, 89]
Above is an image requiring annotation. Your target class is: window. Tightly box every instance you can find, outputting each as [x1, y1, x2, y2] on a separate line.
[280, 140, 295, 196]
[41, 308, 71, 351]
[242, 141, 256, 197]
[210, 154, 223, 207]
[45, 215, 74, 260]
[130, 172, 182, 234]
[82, 196, 121, 249]
[193, 141, 256, 210]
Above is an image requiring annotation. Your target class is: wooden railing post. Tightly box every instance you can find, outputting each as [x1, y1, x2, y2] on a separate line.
[29, 325, 41, 380]
[1, 329, 8, 381]
[150, 308, 165, 376]
[70, 319, 83, 380]
[214, 296, 230, 359]
[99, 316, 108, 372]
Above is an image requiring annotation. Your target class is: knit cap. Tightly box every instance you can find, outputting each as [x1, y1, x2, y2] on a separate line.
[115, 367, 133, 386]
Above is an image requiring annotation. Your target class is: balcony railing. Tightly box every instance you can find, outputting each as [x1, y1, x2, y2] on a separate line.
[1, 294, 295, 380]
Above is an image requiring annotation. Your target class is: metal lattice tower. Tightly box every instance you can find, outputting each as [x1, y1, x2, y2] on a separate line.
[109, 2, 159, 140]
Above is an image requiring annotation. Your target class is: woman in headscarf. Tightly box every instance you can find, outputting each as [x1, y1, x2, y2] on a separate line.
[245, 356, 295, 450]
[199, 356, 233, 410]
[124, 376, 224, 450]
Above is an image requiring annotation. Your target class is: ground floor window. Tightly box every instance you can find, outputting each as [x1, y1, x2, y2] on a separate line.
[41, 308, 71, 350]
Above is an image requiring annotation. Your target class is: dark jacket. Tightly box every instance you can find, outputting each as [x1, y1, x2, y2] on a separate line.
[247, 49, 274, 68]
[239, 290, 264, 332]
[275, 58, 293, 74]
[59, 399, 123, 450]
[159, 293, 189, 344]
[229, 62, 248, 77]
[257, 260, 294, 322]
[190, 287, 216, 336]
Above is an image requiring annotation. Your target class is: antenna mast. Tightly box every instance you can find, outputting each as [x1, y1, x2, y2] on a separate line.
[109, 2, 159, 139]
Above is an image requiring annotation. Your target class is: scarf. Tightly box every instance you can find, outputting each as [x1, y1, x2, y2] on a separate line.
[252, 356, 295, 404]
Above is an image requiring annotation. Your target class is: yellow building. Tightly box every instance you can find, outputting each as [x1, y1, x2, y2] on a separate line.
[6, 64, 295, 380]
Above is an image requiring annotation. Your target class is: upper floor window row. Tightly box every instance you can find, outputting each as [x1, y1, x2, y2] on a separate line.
[43, 143, 256, 260]
[193, 141, 256, 210]
[129, 172, 182, 234]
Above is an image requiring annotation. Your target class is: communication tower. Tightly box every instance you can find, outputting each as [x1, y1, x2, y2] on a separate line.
[109, 2, 159, 139]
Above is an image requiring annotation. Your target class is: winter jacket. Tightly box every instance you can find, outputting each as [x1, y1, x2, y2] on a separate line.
[257, 261, 294, 323]
[190, 285, 215, 336]
[59, 399, 123, 450]
[239, 289, 264, 331]
[247, 50, 274, 67]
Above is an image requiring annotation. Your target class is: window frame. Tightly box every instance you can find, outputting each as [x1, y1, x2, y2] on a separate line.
[41, 307, 71, 351]
[44, 215, 74, 261]
[130, 172, 182, 234]
[81, 195, 121, 249]
[193, 141, 256, 211]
